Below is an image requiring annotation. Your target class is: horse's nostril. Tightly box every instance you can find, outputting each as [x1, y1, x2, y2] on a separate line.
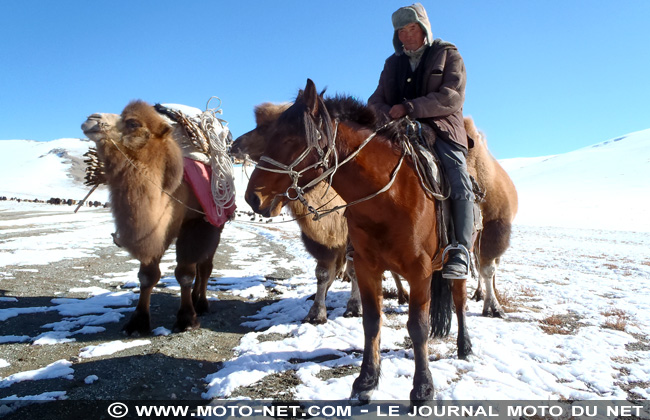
[245, 191, 261, 213]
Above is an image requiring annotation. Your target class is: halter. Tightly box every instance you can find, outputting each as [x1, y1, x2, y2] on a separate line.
[254, 110, 404, 220]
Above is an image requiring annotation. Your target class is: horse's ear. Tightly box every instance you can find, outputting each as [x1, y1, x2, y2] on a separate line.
[303, 79, 319, 117]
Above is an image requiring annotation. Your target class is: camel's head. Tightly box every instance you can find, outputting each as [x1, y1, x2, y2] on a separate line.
[118, 101, 172, 150]
[230, 102, 291, 161]
[81, 100, 172, 151]
[81, 112, 122, 144]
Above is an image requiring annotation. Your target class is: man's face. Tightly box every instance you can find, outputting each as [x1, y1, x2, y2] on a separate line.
[398, 22, 425, 52]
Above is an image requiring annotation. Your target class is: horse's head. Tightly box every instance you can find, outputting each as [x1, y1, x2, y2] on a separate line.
[245, 79, 334, 217]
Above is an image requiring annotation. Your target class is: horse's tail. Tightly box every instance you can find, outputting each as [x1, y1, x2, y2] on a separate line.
[430, 270, 453, 338]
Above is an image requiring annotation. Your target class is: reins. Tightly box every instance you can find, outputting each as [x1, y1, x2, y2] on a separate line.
[254, 117, 403, 220]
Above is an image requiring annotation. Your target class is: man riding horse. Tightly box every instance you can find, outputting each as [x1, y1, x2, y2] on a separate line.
[368, 2, 475, 279]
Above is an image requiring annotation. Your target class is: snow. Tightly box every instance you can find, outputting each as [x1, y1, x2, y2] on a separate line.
[0, 360, 73, 389]
[84, 375, 98, 384]
[78, 340, 151, 359]
[1, 127, 649, 408]
[501, 128, 650, 232]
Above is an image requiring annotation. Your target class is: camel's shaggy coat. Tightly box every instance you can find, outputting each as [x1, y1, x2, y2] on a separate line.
[82, 100, 223, 334]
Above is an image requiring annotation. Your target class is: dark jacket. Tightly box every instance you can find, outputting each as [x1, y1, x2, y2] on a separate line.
[368, 39, 468, 149]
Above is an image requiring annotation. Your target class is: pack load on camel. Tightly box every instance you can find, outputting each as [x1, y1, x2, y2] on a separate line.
[81, 98, 236, 334]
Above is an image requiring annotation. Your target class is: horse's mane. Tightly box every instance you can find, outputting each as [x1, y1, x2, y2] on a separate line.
[322, 95, 406, 145]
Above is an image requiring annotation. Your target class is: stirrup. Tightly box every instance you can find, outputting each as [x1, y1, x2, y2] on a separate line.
[441, 243, 470, 279]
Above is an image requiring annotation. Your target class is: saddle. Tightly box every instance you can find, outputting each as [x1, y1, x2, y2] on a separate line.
[403, 120, 484, 255]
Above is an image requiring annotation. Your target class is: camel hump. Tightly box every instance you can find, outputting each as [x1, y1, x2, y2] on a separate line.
[464, 116, 485, 148]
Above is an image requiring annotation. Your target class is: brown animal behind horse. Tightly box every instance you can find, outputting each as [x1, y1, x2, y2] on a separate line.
[465, 117, 518, 316]
[82, 100, 223, 334]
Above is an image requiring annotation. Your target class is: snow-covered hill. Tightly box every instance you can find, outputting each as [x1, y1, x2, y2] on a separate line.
[0, 138, 109, 204]
[1, 127, 649, 232]
[500, 128, 650, 232]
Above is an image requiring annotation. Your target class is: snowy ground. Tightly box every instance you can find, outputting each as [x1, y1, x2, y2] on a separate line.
[1, 189, 649, 411]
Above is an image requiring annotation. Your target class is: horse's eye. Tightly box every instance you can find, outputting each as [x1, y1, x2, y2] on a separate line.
[125, 119, 142, 130]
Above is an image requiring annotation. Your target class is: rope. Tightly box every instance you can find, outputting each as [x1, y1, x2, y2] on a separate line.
[200, 97, 236, 219]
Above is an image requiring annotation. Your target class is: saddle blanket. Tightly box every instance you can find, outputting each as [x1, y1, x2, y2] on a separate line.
[183, 158, 236, 227]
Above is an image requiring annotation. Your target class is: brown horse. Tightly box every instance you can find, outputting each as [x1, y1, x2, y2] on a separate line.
[245, 79, 470, 402]
[232, 103, 409, 324]
[81, 101, 223, 335]
[234, 103, 517, 319]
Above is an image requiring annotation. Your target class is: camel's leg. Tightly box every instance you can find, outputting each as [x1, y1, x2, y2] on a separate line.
[407, 276, 434, 402]
[123, 260, 161, 335]
[175, 221, 222, 329]
[344, 262, 362, 317]
[391, 272, 410, 305]
[471, 270, 485, 302]
[481, 259, 506, 318]
[304, 260, 336, 324]
[350, 257, 383, 403]
[174, 261, 200, 332]
[192, 258, 213, 315]
[452, 278, 473, 359]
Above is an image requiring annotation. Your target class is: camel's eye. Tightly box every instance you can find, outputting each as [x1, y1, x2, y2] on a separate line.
[125, 119, 142, 130]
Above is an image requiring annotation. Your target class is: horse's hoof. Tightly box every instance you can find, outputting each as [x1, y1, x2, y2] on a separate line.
[457, 343, 473, 360]
[410, 386, 434, 402]
[349, 389, 373, 405]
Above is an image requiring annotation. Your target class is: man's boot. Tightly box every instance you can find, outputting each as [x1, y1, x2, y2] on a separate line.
[442, 199, 474, 279]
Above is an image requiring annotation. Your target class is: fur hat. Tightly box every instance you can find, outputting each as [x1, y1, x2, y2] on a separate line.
[391, 3, 433, 55]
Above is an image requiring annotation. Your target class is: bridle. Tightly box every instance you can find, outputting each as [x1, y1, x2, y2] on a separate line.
[254, 105, 406, 220]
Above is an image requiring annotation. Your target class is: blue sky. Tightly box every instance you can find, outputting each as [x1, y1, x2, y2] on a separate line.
[1, 1, 648, 159]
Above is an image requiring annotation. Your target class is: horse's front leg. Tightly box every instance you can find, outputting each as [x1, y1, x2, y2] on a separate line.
[407, 276, 434, 402]
[123, 260, 161, 335]
[174, 262, 200, 332]
[452, 278, 473, 359]
[350, 258, 383, 403]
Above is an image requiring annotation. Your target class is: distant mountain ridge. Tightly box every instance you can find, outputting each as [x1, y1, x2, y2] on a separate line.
[501, 128, 650, 232]
[1, 128, 649, 231]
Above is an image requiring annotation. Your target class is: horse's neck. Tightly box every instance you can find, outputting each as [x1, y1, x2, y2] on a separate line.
[329, 124, 402, 205]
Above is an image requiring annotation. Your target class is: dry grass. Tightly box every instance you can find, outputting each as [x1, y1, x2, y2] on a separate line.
[601, 307, 629, 331]
[494, 288, 520, 313]
[539, 313, 583, 335]
[518, 285, 537, 297]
